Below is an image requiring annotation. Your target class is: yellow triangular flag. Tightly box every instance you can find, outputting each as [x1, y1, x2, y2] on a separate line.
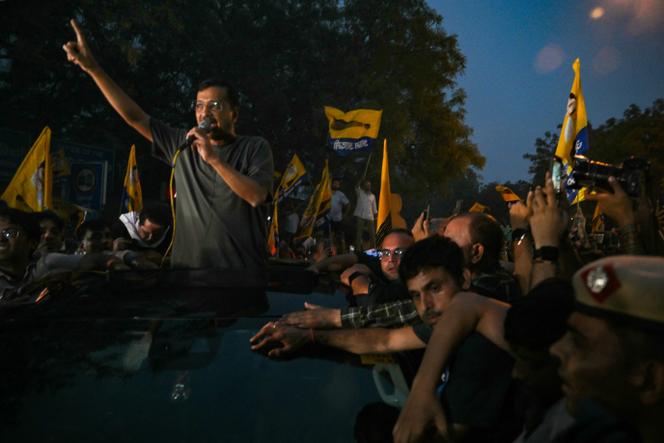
[1, 126, 52, 211]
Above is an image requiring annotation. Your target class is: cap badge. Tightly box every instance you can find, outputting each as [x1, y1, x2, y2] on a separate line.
[581, 264, 621, 303]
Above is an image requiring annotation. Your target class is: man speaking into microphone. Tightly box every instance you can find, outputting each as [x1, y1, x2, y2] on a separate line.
[63, 19, 274, 277]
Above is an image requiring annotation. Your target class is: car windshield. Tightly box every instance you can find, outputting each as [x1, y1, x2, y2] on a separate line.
[0, 268, 393, 442]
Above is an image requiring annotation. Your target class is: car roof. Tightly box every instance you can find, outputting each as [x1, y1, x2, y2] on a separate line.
[0, 267, 388, 442]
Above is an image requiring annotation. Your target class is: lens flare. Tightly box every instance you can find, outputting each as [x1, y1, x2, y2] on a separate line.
[590, 6, 606, 20]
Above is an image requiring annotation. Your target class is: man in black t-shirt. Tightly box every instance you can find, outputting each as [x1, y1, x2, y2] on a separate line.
[63, 20, 273, 277]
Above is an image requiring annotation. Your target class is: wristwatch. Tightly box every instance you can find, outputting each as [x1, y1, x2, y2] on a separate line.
[347, 271, 367, 286]
[533, 246, 559, 263]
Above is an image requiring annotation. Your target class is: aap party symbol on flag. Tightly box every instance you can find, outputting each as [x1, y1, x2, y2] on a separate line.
[324, 106, 382, 156]
[554, 58, 590, 204]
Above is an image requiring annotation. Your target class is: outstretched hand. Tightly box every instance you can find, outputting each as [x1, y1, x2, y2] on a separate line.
[280, 302, 342, 329]
[62, 19, 98, 73]
[249, 321, 311, 358]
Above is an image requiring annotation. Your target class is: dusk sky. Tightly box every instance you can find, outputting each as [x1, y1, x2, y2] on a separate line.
[429, 0, 664, 184]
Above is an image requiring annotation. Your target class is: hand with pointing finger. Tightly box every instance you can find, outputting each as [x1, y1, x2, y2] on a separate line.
[62, 19, 99, 74]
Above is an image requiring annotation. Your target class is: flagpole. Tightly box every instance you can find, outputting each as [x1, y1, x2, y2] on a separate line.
[361, 148, 375, 181]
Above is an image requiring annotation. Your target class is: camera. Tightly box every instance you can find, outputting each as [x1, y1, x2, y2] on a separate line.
[565, 155, 649, 198]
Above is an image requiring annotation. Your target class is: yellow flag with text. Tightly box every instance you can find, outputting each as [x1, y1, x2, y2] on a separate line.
[376, 139, 393, 244]
[295, 160, 332, 240]
[324, 106, 382, 156]
[1, 126, 52, 211]
[122, 145, 143, 212]
[554, 58, 590, 204]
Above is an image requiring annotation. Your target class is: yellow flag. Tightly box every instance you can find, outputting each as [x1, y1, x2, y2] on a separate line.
[591, 203, 604, 233]
[495, 185, 521, 203]
[554, 58, 590, 204]
[324, 106, 382, 156]
[296, 160, 332, 240]
[1, 126, 52, 211]
[122, 145, 143, 212]
[276, 153, 306, 202]
[469, 202, 489, 213]
[376, 139, 393, 243]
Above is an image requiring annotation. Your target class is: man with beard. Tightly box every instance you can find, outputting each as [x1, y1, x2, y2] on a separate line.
[63, 20, 273, 276]
[251, 236, 517, 442]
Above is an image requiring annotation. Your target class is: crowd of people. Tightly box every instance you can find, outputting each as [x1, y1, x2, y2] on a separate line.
[1, 17, 663, 443]
[252, 173, 664, 443]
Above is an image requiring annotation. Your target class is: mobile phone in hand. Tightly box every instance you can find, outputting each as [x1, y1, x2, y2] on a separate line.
[423, 204, 431, 223]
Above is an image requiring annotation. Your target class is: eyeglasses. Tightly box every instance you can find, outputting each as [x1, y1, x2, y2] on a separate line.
[193, 100, 223, 112]
[377, 248, 405, 260]
[0, 227, 21, 241]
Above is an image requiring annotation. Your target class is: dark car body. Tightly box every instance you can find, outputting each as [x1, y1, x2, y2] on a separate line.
[0, 267, 393, 442]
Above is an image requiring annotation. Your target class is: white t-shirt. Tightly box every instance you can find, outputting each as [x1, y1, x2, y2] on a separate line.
[329, 190, 350, 222]
[353, 186, 377, 221]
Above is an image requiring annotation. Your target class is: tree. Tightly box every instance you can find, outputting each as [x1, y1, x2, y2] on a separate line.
[590, 99, 664, 186]
[1, 0, 483, 208]
[523, 130, 557, 186]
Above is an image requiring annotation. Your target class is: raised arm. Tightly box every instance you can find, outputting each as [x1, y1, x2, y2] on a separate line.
[528, 173, 567, 289]
[63, 19, 152, 141]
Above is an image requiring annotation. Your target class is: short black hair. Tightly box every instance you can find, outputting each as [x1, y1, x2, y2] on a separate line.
[36, 210, 65, 232]
[0, 207, 41, 241]
[139, 204, 170, 227]
[197, 78, 239, 110]
[504, 278, 574, 350]
[398, 236, 465, 286]
[459, 212, 504, 271]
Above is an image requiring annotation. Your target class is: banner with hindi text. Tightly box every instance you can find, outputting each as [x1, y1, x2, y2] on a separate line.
[324, 106, 382, 156]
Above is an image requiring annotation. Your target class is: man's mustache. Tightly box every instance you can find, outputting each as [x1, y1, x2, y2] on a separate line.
[423, 308, 442, 322]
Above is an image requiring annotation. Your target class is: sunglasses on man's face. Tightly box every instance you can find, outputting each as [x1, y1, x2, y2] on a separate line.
[377, 248, 405, 260]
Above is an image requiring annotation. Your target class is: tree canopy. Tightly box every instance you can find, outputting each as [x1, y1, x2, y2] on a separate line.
[1, 0, 483, 203]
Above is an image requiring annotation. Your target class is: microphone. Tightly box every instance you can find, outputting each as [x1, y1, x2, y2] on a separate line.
[177, 116, 214, 151]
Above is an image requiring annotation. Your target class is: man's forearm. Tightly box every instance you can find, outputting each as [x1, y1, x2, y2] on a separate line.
[208, 158, 268, 207]
[316, 328, 400, 354]
[341, 299, 420, 329]
[512, 236, 532, 295]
